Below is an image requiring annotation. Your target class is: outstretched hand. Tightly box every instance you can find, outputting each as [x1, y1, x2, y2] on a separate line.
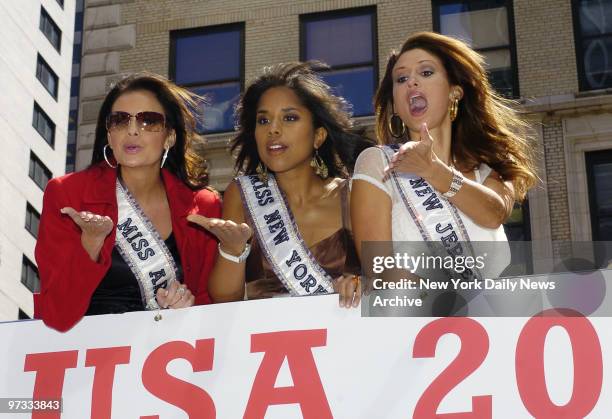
[187, 214, 252, 256]
[384, 122, 437, 179]
[61, 207, 114, 238]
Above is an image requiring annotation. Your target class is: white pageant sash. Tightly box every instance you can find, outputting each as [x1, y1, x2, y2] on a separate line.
[115, 180, 178, 309]
[237, 175, 335, 296]
[381, 145, 482, 280]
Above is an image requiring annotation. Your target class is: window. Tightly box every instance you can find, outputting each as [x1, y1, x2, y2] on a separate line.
[56, 0, 64, 8]
[18, 309, 31, 320]
[504, 200, 531, 241]
[573, 0, 612, 91]
[40, 7, 61, 52]
[586, 149, 612, 240]
[29, 151, 52, 190]
[36, 54, 59, 99]
[170, 23, 244, 133]
[25, 203, 41, 238]
[21, 256, 40, 293]
[33, 102, 55, 147]
[433, 0, 519, 98]
[300, 7, 377, 116]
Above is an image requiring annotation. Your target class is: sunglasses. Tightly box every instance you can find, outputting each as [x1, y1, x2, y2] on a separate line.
[106, 111, 166, 132]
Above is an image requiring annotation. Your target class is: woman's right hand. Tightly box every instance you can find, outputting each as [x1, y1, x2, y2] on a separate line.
[187, 214, 252, 256]
[61, 207, 114, 261]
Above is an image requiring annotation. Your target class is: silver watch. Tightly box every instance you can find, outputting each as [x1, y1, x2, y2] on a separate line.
[218, 242, 251, 263]
[442, 166, 464, 198]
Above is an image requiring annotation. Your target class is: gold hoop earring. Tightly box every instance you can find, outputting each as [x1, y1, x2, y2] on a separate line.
[449, 98, 459, 122]
[388, 113, 406, 138]
[310, 149, 329, 179]
[256, 162, 268, 185]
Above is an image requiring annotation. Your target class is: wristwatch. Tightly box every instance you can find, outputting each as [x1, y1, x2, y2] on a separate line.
[218, 242, 251, 263]
[442, 166, 464, 198]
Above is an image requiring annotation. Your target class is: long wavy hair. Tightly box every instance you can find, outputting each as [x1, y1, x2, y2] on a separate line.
[375, 32, 538, 200]
[91, 72, 209, 189]
[231, 61, 374, 178]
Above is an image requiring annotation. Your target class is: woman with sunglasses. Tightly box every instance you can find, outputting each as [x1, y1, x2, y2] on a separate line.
[188, 62, 373, 307]
[34, 73, 221, 331]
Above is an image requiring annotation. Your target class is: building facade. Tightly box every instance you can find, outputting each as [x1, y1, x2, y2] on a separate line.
[75, 0, 612, 243]
[0, 0, 76, 319]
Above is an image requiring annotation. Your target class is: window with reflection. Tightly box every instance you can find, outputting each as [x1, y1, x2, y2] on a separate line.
[29, 151, 52, 190]
[170, 24, 244, 133]
[25, 203, 41, 239]
[33, 102, 55, 147]
[504, 200, 531, 241]
[40, 7, 61, 52]
[573, 0, 612, 90]
[21, 256, 40, 293]
[586, 149, 612, 240]
[301, 7, 377, 116]
[36, 54, 59, 99]
[433, 0, 519, 98]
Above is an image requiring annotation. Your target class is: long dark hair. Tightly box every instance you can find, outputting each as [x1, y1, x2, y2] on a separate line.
[375, 32, 537, 200]
[91, 72, 209, 189]
[231, 61, 374, 178]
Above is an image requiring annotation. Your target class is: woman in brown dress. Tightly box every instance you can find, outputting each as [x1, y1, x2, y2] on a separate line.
[188, 62, 373, 307]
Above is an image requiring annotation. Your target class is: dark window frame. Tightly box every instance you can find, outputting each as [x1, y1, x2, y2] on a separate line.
[36, 54, 59, 100]
[29, 151, 53, 191]
[432, 0, 520, 98]
[572, 0, 612, 91]
[299, 6, 379, 116]
[504, 199, 532, 241]
[21, 256, 40, 293]
[40, 7, 62, 53]
[25, 203, 41, 239]
[18, 309, 31, 320]
[32, 102, 56, 148]
[169, 22, 245, 134]
[586, 149, 612, 241]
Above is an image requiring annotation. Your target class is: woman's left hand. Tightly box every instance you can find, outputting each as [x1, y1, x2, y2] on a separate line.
[384, 122, 436, 179]
[156, 281, 194, 309]
[334, 274, 362, 308]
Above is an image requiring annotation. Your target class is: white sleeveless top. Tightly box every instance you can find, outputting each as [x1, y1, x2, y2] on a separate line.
[351, 147, 508, 243]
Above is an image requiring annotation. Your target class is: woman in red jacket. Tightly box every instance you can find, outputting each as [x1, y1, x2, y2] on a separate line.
[34, 73, 221, 332]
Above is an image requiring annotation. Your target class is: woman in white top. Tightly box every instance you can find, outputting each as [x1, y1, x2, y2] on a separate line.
[350, 32, 538, 309]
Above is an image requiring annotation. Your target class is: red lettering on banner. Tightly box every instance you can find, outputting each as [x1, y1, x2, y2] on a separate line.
[516, 310, 603, 418]
[24, 350, 79, 419]
[413, 318, 492, 418]
[244, 329, 332, 419]
[140, 339, 215, 419]
[85, 346, 131, 419]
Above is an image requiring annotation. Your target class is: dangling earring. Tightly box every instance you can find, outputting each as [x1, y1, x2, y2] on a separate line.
[310, 149, 329, 179]
[388, 113, 406, 138]
[449, 97, 459, 122]
[161, 146, 169, 168]
[256, 162, 268, 185]
[103, 144, 117, 168]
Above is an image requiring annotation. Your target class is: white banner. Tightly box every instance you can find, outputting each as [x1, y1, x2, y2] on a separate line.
[0, 294, 610, 418]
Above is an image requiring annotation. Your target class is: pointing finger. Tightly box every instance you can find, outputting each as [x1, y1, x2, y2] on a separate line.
[420, 122, 433, 145]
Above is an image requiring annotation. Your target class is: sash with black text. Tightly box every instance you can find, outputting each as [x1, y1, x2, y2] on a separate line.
[237, 174, 335, 296]
[115, 180, 179, 309]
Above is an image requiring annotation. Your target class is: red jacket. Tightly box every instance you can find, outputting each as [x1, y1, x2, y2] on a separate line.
[34, 163, 221, 332]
